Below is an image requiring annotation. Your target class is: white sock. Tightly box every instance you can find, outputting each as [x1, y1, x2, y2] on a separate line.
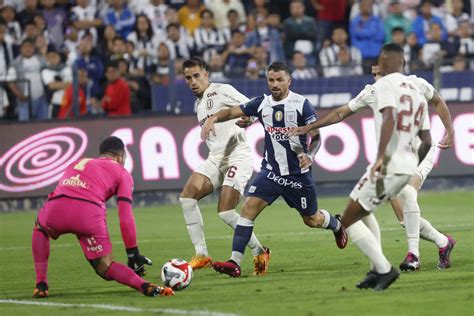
[361, 213, 381, 271]
[399, 186, 420, 257]
[180, 197, 208, 256]
[219, 209, 264, 257]
[420, 217, 448, 248]
[346, 220, 391, 274]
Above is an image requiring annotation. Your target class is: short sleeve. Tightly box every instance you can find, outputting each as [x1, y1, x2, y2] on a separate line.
[348, 85, 376, 112]
[240, 96, 264, 117]
[411, 76, 435, 101]
[301, 99, 317, 125]
[117, 170, 134, 201]
[375, 78, 396, 112]
[222, 84, 250, 107]
[6, 66, 17, 81]
[41, 69, 55, 85]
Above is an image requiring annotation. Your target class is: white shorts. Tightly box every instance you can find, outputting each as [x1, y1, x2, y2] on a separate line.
[196, 154, 253, 195]
[415, 145, 436, 187]
[350, 168, 412, 212]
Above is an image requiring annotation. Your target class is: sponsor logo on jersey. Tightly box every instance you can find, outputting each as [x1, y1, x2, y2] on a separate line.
[199, 114, 212, 126]
[266, 126, 291, 141]
[206, 99, 213, 110]
[86, 237, 103, 253]
[274, 111, 283, 121]
[62, 174, 89, 189]
[267, 171, 303, 189]
[207, 91, 217, 97]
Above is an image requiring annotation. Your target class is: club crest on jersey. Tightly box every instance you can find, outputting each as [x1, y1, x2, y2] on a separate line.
[274, 111, 283, 121]
[286, 111, 296, 123]
[206, 99, 213, 110]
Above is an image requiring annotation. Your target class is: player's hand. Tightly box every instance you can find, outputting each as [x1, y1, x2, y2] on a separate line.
[298, 153, 313, 169]
[126, 247, 152, 277]
[235, 116, 252, 128]
[201, 116, 216, 140]
[286, 126, 309, 137]
[370, 158, 384, 183]
[438, 131, 454, 149]
[159, 286, 175, 296]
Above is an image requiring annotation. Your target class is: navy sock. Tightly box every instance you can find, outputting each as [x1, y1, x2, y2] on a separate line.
[326, 215, 341, 231]
[232, 224, 253, 254]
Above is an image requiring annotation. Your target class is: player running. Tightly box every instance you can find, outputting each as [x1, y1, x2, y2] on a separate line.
[201, 61, 348, 277]
[288, 64, 455, 274]
[32, 137, 174, 298]
[180, 57, 270, 275]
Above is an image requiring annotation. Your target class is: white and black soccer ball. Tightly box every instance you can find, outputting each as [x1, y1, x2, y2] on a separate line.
[161, 259, 193, 291]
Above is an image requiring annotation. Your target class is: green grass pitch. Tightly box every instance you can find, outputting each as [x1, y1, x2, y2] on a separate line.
[0, 191, 473, 316]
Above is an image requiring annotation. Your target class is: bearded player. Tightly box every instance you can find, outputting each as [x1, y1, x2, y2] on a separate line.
[32, 137, 174, 298]
[180, 57, 270, 275]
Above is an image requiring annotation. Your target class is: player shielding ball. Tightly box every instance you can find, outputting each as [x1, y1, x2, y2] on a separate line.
[288, 64, 455, 273]
[201, 61, 347, 277]
[32, 137, 174, 298]
[180, 57, 270, 275]
[288, 43, 432, 290]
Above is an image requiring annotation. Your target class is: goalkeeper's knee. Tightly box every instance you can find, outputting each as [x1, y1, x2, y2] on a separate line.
[89, 258, 112, 280]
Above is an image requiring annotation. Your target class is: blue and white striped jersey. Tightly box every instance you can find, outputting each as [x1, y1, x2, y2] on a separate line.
[240, 91, 317, 176]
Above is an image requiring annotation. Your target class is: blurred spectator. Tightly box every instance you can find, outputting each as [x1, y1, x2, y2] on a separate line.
[178, 0, 205, 35]
[222, 30, 252, 78]
[320, 27, 363, 77]
[384, 1, 412, 43]
[7, 39, 48, 121]
[117, 58, 151, 112]
[457, 19, 474, 68]
[109, 36, 128, 62]
[254, 45, 269, 71]
[421, 22, 458, 68]
[140, 0, 168, 35]
[127, 14, 160, 74]
[441, 54, 468, 72]
[57, 67, 89, 119]
[246, 11, 285, 63]
[223, 9, 246, 39]
[164, 23, 193, 59]
[349, 0, 386, 20]
[245, 57, 263, 80]
[75, 35, 104, 98]
[34, 34, 49, 57]
[41, 0, 67, 50]
[70, 0, 103, 46]
[101, 61, 131, 116]
[350, 0, 384, 71]
[442, 0, 470, 36]
[34, 14, 50, 41]
[1, 5, 21, 44]
[104, 0, 136, 39]
[310, 0, 346, 49]
[291, 51, 317, 79]
[206, 0, 247, 30]
[267, 11, 283, 32]
[391, 27, 414, 72]
[124, 40, 141, 76]
[165, 7, 189, 38]
[97, 25, 117, 61]
[152, 42, 171, 85]
[0, 22, 16, 117]
[128, 0, 153, 13]
[41, 47, 72, 118]
[17, 0, 40, 29]
[194, 9, 228, 61]
[283, 0, 317, 63]
[412, 0, 448, 45]
[208, 52, 227, 81]
[248, 0, 270, 16]
[63, 26, 81, 64]
[405, 31, 423, 71]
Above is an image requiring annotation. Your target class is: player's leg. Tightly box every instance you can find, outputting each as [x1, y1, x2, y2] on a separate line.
[361, 213, 382, 272]
[179, 170, 214, 268]
[397, 185, 421, 271]
[32, 222, 50, 298]
[89, 254, 173, 297]
[213, 196, 269, 277]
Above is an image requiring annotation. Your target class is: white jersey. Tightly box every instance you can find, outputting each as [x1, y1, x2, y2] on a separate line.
[196, 82, 251, 159]
[349, 73, 431, 175]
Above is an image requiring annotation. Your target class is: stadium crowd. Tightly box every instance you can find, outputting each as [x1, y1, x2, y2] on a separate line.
[0, 0, 472, 120]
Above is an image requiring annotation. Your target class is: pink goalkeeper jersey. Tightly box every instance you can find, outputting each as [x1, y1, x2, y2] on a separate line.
[49, 157, 133, 208]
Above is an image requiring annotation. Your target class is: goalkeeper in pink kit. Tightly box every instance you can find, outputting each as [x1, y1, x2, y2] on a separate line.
[32, 136, 174, 298]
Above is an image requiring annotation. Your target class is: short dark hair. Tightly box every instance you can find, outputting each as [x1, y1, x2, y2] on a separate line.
[106, 60, 119, 69]
[267, 61, 291, 75]
[200, 9, 214, 18]
[380, 43, 404, 55]
[113, 36, 125, 43]
[99, 136, 125, 156]
[20, 38, 35, 47]
[391, 26, 404, 34]
[182, 57, 208, 71]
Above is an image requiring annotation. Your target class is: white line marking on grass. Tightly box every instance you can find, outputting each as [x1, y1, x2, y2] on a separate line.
[1, 223, 472, 251]
[0, 299, 239, 316]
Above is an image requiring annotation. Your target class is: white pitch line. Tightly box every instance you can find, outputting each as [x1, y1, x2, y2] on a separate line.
[1, 223, 472, 251]
[0, 299, 239, 316]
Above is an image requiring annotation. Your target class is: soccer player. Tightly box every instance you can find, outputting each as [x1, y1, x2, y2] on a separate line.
[287, 43, 433, 290]
[288, 64, 455, 274]
[201, 61, 348, 277]
[180, 57, 270, 274]
[32, 137, 174, 298]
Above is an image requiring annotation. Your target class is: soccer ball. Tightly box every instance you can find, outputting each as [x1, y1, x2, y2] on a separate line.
[161, 259, 193, 291]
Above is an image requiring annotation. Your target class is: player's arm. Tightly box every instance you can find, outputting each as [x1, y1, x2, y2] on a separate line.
[200, 106, 244, 140]
[117, 172, 152, 276]
[370, 107, 395, 182]
[417, 129, 432, 162]
[298, 129, 321, 169]
[287, 104, 354, 136]
[429, 90, 454, 149]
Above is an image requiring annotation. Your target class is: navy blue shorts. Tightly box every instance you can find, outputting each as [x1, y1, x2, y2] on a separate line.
[245, 169, 318, 216]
